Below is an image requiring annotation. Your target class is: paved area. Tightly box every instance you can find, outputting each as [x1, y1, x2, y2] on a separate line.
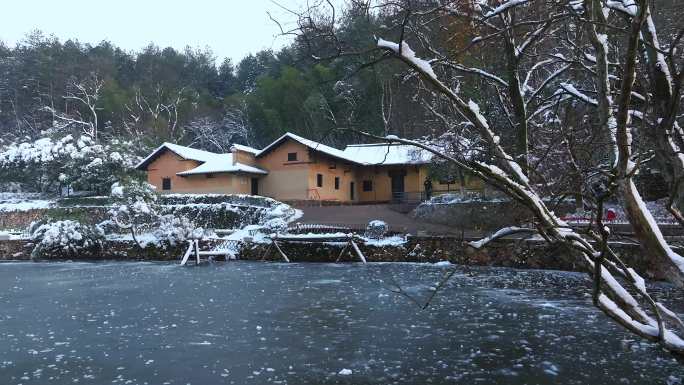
[295, 204, 480, 236]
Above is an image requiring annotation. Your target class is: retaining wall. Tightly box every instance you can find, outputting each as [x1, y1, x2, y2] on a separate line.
[0, 239, 224, 261]
[0, 235, 670, 281]
[239, 236, 651, 276]
[412, 200, 575, 231]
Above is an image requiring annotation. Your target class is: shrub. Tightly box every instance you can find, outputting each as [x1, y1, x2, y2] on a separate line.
[153, 215, 209, 246]
[30, 220, 104, 259]
[365, 220, 388, 239]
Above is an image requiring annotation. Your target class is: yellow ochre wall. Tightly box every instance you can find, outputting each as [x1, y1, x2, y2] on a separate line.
[256, 139, 359, 202]
[146, 150, 251, 194]
[256, 140, 311, 200]
[306, 153, 358, 202]
[232, 149, 258, 167]
[354, 165, 424, 202]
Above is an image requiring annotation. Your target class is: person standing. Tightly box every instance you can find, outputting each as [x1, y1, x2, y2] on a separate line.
[423, 177, 433, 201]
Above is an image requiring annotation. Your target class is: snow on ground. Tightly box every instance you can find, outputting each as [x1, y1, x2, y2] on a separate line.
[338, 368, 352, 376]
[563, 198, 676, 224]
[0, 192, 43, 200]
[0, 198, 54, 212]
[424, 193, 507, 204]
[362, 235, 407, 247]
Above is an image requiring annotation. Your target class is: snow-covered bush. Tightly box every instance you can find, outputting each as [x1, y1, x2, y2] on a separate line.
[153, 215, 209, 246]
[161, 195, 301, 231]
[108, 180, 160, 246]
[365, 220, 388, 239]
[428, 193, 483, 204]
[109, 180, 210, 248]
[30, 220, 104, 259]
[262, 203, 301, 232]
[0, 134, 139, 194]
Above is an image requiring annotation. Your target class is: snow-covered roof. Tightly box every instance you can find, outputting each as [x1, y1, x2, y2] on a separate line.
[135, 142, 267, 175]
[138, 134, 435, 175]
[255, 132, 358, 164]
[255, 132, 435, 166]
[341, 143, 433, 165]
[230, 144, 261, 155]
[177, 160, 267, 176]
[136, 142, 219, 170]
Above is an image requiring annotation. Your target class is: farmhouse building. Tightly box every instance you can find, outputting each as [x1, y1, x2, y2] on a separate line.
[135, 132, 481, 203]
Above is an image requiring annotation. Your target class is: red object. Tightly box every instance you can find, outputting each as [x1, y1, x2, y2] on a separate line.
[605, 209, 617, 221]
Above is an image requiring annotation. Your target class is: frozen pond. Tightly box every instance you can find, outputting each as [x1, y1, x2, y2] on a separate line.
[0, 261, 683, 384]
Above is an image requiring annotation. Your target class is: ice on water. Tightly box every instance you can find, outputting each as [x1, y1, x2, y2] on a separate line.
[0, 261, 682, 384]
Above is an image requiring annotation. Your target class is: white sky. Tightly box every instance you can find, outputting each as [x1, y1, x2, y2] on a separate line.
[0, 0, 304, 64]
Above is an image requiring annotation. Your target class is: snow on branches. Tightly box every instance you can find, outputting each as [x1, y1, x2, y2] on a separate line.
[377, 39, 437, 80]
[30, 220, 104, 259]
[0, 134, 138, 194]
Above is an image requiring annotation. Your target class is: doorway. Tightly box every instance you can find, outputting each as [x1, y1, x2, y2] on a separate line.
[350, 182, 355, 201]
[251, 177, 259, 196]
[389, 170, 406, 202]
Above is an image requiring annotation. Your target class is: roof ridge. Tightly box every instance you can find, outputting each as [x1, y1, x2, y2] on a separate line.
[255, 131, 361, 164]
[345, 142, 403, 148]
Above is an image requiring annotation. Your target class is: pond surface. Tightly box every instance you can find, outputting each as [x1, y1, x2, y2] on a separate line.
[0, 261, 683, 385]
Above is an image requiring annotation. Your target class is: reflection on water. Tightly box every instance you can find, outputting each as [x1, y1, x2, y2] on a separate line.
[0, 261, 682, 384]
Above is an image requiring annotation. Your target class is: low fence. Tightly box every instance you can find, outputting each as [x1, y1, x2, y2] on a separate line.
[287, 222, 407, 235]
[561, 212, 680, 226]
[390, 188, 490, 204]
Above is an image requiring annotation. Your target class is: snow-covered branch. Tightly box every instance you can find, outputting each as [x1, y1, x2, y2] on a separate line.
[468, 226, 537, 249]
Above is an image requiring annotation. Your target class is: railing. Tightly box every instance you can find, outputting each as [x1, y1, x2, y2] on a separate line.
[389, 188, 490, 204]
[562, 210, 680, 225]
[306, 188, 321, 201]
[288, 222, 407, 235]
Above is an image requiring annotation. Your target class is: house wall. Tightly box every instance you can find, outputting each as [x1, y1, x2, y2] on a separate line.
[353, 165, 484, 202]
[306, 153, 357, 202]
[146, 150, 249, 194]
[232, 149, 257, 167]
[256, 139, 361, 202]
[256, 140, 311, 200]
[354, 165, 425, 202]
[433, 171, 486, 194]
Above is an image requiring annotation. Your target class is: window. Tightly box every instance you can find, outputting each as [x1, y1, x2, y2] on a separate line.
[329, 162, 337, 169]
[362, 180, 373, 192]
[205, 173, 215, 179]
[316, 173, 323, 187]
[287, 152, 298, 161]
[162, 178, 171, 190]
[334, 177, 340, 190]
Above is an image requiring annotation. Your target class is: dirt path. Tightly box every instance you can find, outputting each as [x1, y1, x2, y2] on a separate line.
[296, 204, 481, 236]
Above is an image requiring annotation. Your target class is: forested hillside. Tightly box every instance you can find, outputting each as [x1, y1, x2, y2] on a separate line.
[0, 0, 681, 195]
[0, 15, 400, 151]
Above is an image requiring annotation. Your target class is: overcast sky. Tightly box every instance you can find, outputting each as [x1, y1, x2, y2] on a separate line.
[0, 0, 303, 64]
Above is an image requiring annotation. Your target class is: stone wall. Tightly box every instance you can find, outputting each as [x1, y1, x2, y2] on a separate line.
[0, 235, 670, 281]
[412, 200, 575, 231]
[0, 239, 224, 261]
[0, 203, 270, 232]
[0, 210, 47, 230]
[0, 207, 111, 231]
[0, 240, 32, 260]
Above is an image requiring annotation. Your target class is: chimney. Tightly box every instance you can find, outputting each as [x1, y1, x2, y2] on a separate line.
[230, 145, 238, 165]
